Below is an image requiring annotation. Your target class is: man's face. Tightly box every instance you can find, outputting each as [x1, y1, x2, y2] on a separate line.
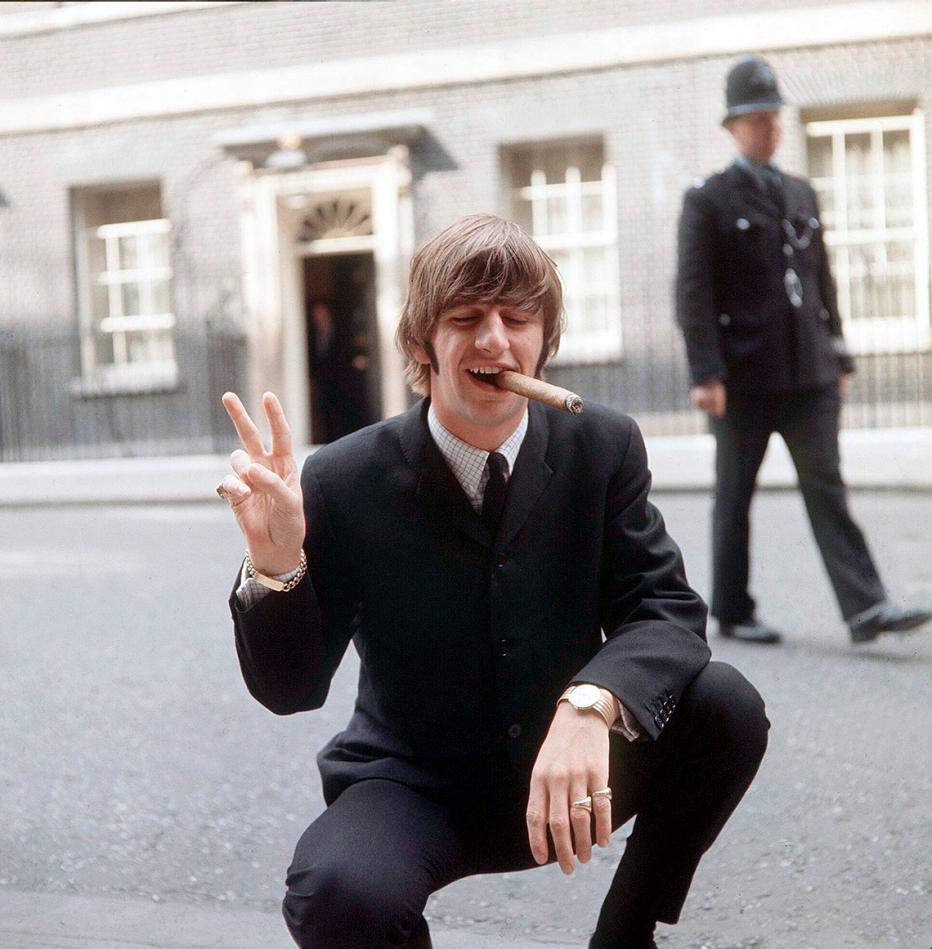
[414, 302, 545, 450]
[726, 109, 782, 163]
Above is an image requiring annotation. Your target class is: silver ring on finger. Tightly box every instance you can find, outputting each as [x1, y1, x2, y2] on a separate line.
[570, 795, 592, 812]
[591, 787, 612, 801]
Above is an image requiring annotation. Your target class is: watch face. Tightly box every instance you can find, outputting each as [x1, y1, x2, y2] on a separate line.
[569, 684, 601, 709]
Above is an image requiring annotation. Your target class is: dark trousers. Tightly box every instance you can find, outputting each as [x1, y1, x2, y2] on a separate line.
[710, 385, 886, 624]
[281, 662, 769, 949]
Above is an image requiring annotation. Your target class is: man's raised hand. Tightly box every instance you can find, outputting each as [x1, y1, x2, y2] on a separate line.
[218, 391, 305, 575]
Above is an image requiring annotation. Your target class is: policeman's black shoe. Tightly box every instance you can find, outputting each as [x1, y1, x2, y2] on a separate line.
[589, 938, 657, 949]
[717, 617, 783, 644]
[401, 916, 432, 949]
[848, 601, 932, 644]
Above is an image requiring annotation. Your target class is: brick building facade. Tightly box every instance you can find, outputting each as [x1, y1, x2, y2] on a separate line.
[0, 1, 929, 459]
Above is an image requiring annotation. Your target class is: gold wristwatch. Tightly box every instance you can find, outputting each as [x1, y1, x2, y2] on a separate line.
[558, 684, 619, 729]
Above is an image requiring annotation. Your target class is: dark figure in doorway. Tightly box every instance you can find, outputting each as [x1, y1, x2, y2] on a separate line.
[308, 298, 373, 442]
[675, 55, 932, 645]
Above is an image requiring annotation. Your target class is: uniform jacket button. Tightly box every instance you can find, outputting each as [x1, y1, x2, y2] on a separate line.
[736, 217, 750, 230]
[507, 723, 522, 739]
[719, 313, 731, 326]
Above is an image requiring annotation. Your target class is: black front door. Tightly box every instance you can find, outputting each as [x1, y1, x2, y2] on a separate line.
[304, 253, 381, 444]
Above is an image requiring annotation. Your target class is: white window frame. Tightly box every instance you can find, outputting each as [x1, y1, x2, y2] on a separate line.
[508, 143, 621, 364]
[806, 110, 929, 355]
[75, 214, 178, 391]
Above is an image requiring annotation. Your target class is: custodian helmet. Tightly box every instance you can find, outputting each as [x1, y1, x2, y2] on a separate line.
[722, 55, 784, 124]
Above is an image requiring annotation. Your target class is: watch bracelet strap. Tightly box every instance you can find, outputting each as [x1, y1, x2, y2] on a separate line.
[244, 548, 307, 592]
[558, 685, 620, 729]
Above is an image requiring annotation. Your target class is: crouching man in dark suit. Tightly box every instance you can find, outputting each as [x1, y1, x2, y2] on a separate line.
[219, 214, 769, 949]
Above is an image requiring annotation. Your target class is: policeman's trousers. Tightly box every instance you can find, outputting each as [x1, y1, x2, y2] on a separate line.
[710, 384, 886, 624]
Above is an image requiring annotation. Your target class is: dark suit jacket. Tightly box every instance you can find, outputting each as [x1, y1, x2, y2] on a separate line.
[231, 399, 710, 801]
[675, 162, 854, 393]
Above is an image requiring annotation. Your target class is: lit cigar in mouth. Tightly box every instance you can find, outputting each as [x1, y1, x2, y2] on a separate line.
[494, 370, 584, 415]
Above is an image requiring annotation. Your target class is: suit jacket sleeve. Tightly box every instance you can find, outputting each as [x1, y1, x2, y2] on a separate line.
[571, 419, 711, 740]
[811, 186, 855, 374]
[228, 459, 357, 715]
[676, 185, 727, 386]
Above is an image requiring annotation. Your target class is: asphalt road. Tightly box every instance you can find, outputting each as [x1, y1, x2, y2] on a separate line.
[1, 492, 930, 949]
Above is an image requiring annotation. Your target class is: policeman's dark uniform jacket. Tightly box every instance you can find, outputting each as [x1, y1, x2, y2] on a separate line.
[230, 397, 769, 949]
[675, 56, 887, 632]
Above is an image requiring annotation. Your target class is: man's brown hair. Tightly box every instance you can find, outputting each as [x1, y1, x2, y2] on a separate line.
[395, 214, 564, 395]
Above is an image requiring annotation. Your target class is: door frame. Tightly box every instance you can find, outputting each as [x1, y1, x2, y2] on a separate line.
[236, 147, 414, 445]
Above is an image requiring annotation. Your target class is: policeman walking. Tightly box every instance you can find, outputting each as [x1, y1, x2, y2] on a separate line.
[675, 54, 931, 645]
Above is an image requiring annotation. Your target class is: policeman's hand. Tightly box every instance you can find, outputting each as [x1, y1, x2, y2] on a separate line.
[526, 704, 611, 875]
[691, 380, 726, 418]
[218, 391, 305, 575]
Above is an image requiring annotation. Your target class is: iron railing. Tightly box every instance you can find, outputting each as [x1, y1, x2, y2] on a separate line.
[0, 322, 246, 462]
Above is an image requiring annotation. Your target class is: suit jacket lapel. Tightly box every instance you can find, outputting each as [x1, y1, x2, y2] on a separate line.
[400, 399, 488, 547]
[400, 398, 554, 551]
[729, 162, 779, 217]
[497, 401, 552, 552]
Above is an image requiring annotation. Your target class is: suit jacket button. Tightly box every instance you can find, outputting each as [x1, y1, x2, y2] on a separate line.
[495, 556, 506, 567]
[719, 313, 731, 326]
[508, 724, 522, 738]
[499, 638, 510, 656]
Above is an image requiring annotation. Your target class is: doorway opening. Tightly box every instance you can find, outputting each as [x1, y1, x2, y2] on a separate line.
[304, 253, 382, 444]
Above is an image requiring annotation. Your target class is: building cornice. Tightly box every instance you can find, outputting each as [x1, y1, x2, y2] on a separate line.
[0, 1, 929, 137]
[0, 1, 241, 39]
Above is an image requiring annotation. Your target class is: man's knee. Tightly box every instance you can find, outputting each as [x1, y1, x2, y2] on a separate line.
[283, 859, 419, 948]
[684, 661, 769, 765]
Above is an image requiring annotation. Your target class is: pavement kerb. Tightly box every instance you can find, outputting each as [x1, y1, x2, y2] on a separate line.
[0, 428, 929, 505]
[0, 889, 580, 949]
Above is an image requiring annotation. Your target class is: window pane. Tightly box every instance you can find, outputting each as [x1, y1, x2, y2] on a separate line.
[511, 197, 533, 233]
[807, 136, 833, 179]
[846, 243, 873, 322]
[582, 247, 608, 287]
[119, 234, 140, 269]
[580, 295, 608, 333]
[807, 136, 836, 229]
[91, 281, 110, 320]
[581, 193, 604, 232]
[545, 195, 568, 235]
[844, 133, 874, 231]
[542, 145, 570, 184]
[121, 283, 141, 317]
[509, 149, 534, 189]
[151, 279, 171, 315]
[884, 240, 916, 319]
[883, 129, 913, 229]
[94, 329, 114, 366]
[572, 144, 603, 183]
[550, 248, 574, 283]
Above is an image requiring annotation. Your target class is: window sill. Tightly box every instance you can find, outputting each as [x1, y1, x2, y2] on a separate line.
[69, 364, 180, 398]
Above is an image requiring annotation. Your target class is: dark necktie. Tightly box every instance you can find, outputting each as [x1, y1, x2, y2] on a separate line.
[762, 166, 784, 213]
[482, 452, 508, 535]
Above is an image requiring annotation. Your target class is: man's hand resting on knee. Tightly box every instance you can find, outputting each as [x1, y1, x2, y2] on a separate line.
[526, 702, 612, 875]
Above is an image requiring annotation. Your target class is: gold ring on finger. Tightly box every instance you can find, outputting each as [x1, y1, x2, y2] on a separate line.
[570, 795, 592, 812]
[591, 787, 612, 801]
[216, 484, 235, 503]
